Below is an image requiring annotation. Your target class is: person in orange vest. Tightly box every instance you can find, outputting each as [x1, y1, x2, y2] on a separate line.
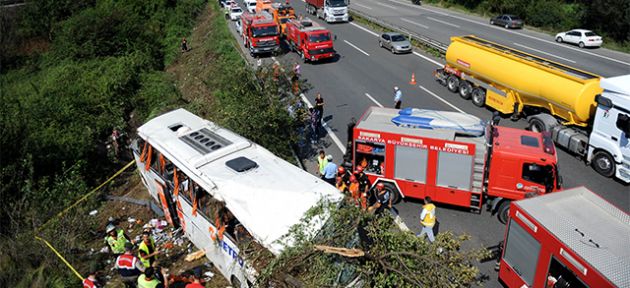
[82, 271, 100, 288]
[417, 196, 437, 243]
[185, 268, 205, 288]
[348, 175, 360, 205]
[115, 242, 145, 288]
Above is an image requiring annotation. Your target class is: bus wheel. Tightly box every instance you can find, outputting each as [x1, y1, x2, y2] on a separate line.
[497, 200, 510, 224]
[231, 276, 242, 288]
[382, 182, 401, 204]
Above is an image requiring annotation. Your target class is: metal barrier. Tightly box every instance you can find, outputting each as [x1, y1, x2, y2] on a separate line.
[349, 8, 449, 55]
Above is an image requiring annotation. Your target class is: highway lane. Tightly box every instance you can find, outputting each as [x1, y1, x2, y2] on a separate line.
[225, 1, 628, 285]
[349, 0, 630, 77]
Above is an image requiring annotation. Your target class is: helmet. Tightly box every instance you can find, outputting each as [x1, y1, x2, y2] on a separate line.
[106, 223, 116, 234]
[338, 166, 345, 174]
[356, 166, 364, 173]
[394, 86, 399, 91]
[350, 175, 357, 182]
[376, 183, 385, 190]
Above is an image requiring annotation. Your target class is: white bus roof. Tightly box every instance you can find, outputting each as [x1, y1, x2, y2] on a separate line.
[515, 187, 630, 287]
[137, 109, 343, 255]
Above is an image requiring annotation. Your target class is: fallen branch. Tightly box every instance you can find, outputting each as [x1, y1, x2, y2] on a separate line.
[313, 245, 365, 258]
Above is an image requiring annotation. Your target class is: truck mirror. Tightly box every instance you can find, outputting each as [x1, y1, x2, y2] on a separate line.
[616, 114, 630, 135]
[595, 94, 612, 109]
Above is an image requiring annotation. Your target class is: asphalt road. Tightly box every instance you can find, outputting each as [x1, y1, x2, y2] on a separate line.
[349, 0, 630, 78]
[224, 1, 629, 286]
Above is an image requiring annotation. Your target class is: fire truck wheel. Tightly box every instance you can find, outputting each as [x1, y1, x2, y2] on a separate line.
[459, 81, 473, 99]
[446, 75, 460, 93]
[471, 87, 486, 107]
[497, 200, 510, 224]
[231, 276, 242, 288]
[592, 151, 615, 178]
[382, 182, 401, 204]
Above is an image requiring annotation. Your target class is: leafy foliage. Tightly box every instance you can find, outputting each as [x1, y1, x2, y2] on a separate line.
[257, 202, 488, 287]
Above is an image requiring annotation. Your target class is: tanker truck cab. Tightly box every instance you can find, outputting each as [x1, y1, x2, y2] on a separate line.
[589, 75, 630, 182]
[305, 0, 349, 23]
[486, 127, 561, 219]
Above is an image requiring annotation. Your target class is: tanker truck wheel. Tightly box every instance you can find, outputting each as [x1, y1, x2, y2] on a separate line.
[471, 87, 486, 107]
[446, 75, 460, 93]
[459, 81, 473, 100]
[527, 114, 558, 133]
[592, 151, 616, 178]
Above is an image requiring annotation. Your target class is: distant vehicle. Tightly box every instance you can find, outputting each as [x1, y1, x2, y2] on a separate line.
[490, 14, 523, 29]
[229, 6, 243, 21]
[434, 35, 630, 182]
[305, 0, 349, 23]
[378, 32, 411, 54]
[235, 18, 242, 35]
[284, 18, 336, 62]
[244, 0, 257, 13]
[555, 29, 603, 48]
[411, 0, 421, 5]
[220, 0, 232, 8]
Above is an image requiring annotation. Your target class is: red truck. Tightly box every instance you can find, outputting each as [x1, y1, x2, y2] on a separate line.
[498, 186, 628, 288]
[284, 18, 335, 62]
[240, 12, 280, 56]
[352, 107, 561, 222]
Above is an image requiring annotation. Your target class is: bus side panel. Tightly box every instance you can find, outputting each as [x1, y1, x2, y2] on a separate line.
[133, 152, 160, 204]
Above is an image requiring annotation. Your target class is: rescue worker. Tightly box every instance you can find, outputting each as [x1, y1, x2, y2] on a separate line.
[368, 183, 391, 215]
[337, 166, 351, 185]
[355, 167, 371, 201]
[348, 175, 360, 205]
[181, 38, 188, 53]
[137, 267, 167, 288]
[185, 268, 204, 288]
[105, 223, 131, 256]
[138, 231, 159, 268]
[417, 196, 437, 243]
[316, 150, 328, 179]
[322, 155, 337, 185]
[336, 176, 348, 193]
[115, 242, 145, 288]
[393, 86, 402, 109]
[82, 271, 100, 288]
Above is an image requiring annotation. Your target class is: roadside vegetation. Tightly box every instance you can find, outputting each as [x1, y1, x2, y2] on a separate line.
[420, 0, 630, 52]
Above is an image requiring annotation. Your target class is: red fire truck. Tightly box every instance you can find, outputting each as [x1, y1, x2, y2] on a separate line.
[240, 12, 280, 56]
[284, 18, 335, 62]
[498, 186, 628, 288]
[352, 107, 561, 222]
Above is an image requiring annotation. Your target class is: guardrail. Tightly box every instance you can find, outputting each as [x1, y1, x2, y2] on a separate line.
[349, 8, 449, 55]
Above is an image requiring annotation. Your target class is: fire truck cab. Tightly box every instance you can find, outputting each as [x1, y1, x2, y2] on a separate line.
[352, 107, 560, 222]
[240, 12, 280, 56]
[499, 187, 629, 288]
[284, 18, 335, 62]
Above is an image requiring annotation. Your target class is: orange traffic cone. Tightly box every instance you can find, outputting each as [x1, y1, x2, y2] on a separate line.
[409, 72, 417, 85]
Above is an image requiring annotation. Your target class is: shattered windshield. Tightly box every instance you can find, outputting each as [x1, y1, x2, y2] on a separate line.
[252, 25, 278, 37]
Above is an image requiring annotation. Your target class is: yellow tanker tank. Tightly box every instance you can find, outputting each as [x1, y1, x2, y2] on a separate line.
[444, 35, 602, 126]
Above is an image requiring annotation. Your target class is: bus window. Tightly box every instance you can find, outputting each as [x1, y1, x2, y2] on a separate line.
[355, 141, 385, 175]
[502, 218, 541, 286]
[196, 188, 221, 221]
[546, 257, 588, 288]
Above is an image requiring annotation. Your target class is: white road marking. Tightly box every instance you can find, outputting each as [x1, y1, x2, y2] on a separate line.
[364, 93, 384, 107]
[343, 40, 371, 56]
[427, 16, 460, 28]
[400, 17, 429, 29]
[388, 0, 630, 67]
[353, 3, 373, 10]
[375, 2, 398, 10]
[413, 51, 443, 67]
[350, 22, 380, 37]
[513, 42, 576, 63]
[271, 57, 347, 154]
[419, 85, 465, 113]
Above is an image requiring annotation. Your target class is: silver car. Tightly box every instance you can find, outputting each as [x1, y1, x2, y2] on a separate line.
[379, 32, 412, 54]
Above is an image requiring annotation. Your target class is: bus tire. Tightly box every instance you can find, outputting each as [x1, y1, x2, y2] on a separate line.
[231, 276, 242, 288]
[382, 182, 402, 204]
[497, 200, 510, 224]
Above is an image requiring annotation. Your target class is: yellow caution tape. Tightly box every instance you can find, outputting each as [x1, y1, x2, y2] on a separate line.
[34, 235, 84, 280]
[37, 160, 136, 233]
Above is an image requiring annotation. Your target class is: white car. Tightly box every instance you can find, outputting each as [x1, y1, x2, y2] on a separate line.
[245, 0, 257, 13]
[555, 29, 603, 48]
[229, 6, 243, 21]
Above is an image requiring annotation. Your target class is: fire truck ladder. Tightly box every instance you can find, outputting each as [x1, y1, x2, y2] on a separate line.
[469, 143, 486, 211]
